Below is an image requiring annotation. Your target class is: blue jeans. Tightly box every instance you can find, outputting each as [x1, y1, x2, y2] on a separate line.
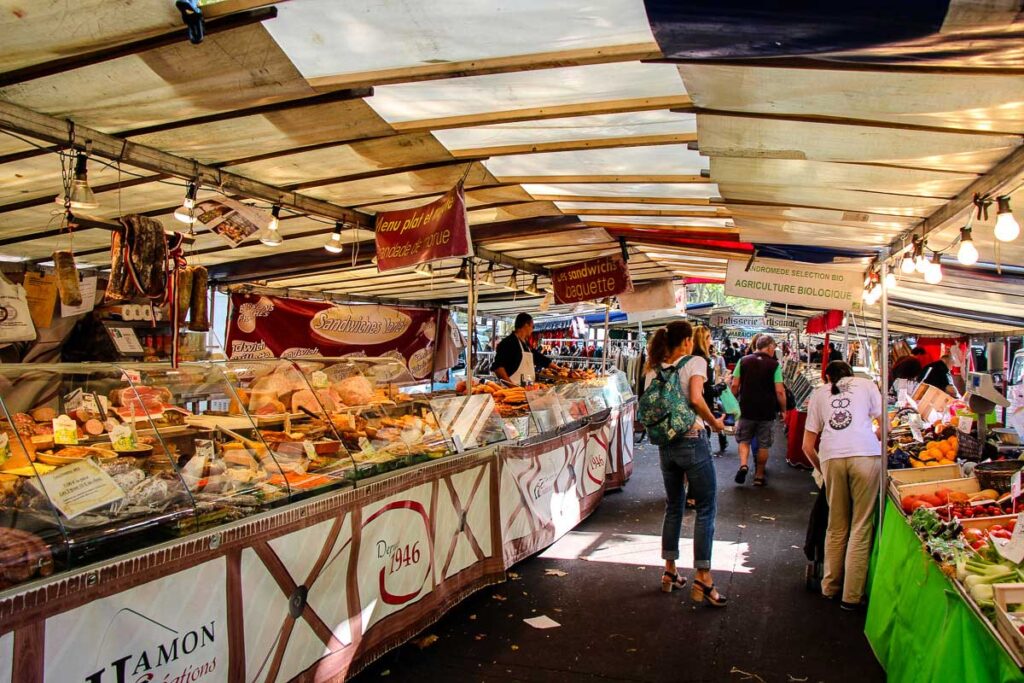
[659, 434, 717, 569]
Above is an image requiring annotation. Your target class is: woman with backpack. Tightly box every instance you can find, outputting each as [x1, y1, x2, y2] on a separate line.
[642, 321, 728, 607]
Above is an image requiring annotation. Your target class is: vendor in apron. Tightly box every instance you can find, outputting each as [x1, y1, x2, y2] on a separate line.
[491, 313, 561, 385]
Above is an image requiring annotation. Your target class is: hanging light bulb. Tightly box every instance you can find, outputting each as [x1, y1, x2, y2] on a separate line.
[994, 196, 1020, 242]
[173, 182, 199, 224]
[414, 262, 434, 277]
[924, 252, 943, 285]
[900, 252, 916, 275]
[324, 221, 344, 253]
[55, 152, 98, 210]
[479, 263, 496, 287]
[885, 270, 897, 289]
[525, 275, 541, 296]
[452, 259, 471, 284]
[915, 244, 929, 274]
[259, 206, 283, 246]
[503, 268, 519, 291]
[956, 226, 978, 266]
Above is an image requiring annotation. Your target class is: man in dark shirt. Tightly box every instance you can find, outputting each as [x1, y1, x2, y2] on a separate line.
[490, 313, 561, 385]
[918, 354, 958, 397]
[731, 335, 787, 486]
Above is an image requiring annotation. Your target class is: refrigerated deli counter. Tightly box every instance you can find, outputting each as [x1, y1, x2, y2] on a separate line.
[0, 358, 635, 682]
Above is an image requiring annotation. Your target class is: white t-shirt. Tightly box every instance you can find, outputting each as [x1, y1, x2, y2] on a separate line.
[805, 376, 883, 461]
[645, 355, 708, 431]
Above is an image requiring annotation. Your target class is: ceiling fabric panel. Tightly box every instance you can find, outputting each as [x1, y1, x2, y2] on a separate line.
[0, 25, 315, 131]
[680, 64, 1024, 134]
[303, 163, 499, 206]
[433, 111, 695, 150]
[484, 144, 707, 177]
[523, 182, 719, 199]
[265, 0, 656, 81]
[695, 114, 1020, 172]
[367, 62, 686, 124]
[581, 215, 732, 227]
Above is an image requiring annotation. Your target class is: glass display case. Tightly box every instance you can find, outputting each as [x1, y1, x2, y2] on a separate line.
[0, 363, 198, 587]
[285, 358, 453, 479]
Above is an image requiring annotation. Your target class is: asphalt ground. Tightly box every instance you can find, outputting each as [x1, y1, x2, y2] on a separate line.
[353, 428, 886, 683]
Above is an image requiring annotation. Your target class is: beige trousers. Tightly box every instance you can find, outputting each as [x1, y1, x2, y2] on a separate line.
[821, 456, 881, 604]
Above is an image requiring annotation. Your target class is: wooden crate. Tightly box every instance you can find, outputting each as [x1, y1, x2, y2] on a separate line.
[893, 476, 980, 499]
[960, 514, 1017, 531]
[888, 464, 964, 498]
[994, 584, 1024, 660]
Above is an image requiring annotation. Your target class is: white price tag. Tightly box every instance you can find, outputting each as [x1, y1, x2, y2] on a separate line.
[909, 415, 925, 444]
[502, 421, 520, 441]
[957, 415, 974, 434]
[0, 433, 10, 466]
[53, 415, 78, 445]
[107, 325, 144, 354]
[108, 423, 137, 451]
[194, 439, 215, 460]
[311, 371, 329, 389]
[120, 369, 142, 384]
[996, 512, 1024, 565]
[27, 459, 125, 520]
[452, 434, 465, 454]
[63, 388, 85, 414]
[303, 441, 317, 459]
[1013, 470, 1022, 502]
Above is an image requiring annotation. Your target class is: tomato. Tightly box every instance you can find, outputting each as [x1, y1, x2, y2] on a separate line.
[971, 540, 987, 551]
[990, 525, 1004, 532]
[992, 529, 1013, 540]
[1009, 520, 1017, 532]
[965, 528, 985, 541]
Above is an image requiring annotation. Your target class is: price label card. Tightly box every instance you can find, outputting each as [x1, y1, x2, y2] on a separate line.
[120, 369, 142, 384]
[108, 423, 137, 451]
[909, 415, 925, 444]
[452, 434, 465, 454]
[303, 441, 318, 459]
[194, 439, 215, 460]
[502, 421, 520, 441]
[1013, 470, 1022, 501]
[27, 459, 125, 520]
[107, 325, 144, 354]
[996, 512, 1024, 565]
[957, 415, 974, 434]
[0, 433, 10, 466]
[53, 415, 78, 445]
[310, 371, 329, 389]
[63, 388, 85, 414]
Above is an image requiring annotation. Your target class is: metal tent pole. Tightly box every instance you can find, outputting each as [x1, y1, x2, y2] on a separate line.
[602, 302, 611, 372]
[466, 261, 477, 390]
[879, 262, 890, 527]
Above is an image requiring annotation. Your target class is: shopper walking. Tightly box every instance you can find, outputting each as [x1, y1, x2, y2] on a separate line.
[731, 335, 787, 486]
[801, 361, 883, 610]
[644, 321, 728, 606]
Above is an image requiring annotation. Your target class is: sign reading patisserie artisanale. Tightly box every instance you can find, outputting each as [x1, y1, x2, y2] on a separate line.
[550, 255, 633, 305]
[374, 184, 472, 272]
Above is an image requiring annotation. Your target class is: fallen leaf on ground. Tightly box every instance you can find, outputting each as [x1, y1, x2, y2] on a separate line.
[511, 645, 520, 651]
[524, 615, 561, 629]
[380, 671, 390, 677]
[474, 634, 487, 641]
[544, 569, 568, 577]
[757, 515, 776, 521]
[493, 594, 507, 601]
[469, 614, 477, 620]
[737, 524, 747, 529]
[626, 648, 638, 653]
[508, 572, 520, 580]
[413, 635, 439, 650]
[787, 676, 808, 682]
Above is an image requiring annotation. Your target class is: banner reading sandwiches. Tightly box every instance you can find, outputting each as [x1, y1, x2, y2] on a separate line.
[226, 294, 460, 380]
[374, 184, 472, 272]
[550, 255, 633, 305]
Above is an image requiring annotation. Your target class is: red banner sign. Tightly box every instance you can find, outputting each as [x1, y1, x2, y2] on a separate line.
[550, 255, 633, 305]
[374, 185, 472, 271]
[226, 294, 455, 380]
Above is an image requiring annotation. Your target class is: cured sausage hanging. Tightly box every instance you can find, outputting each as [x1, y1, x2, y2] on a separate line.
[188, 265, 210, 332]
[104, 214, 169, 303]
[52, 250, 82, 307]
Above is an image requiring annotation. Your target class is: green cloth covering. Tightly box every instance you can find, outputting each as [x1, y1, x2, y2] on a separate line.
[865, 499, 1024, 683]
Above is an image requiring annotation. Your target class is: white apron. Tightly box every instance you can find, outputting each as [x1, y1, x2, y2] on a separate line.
[509, 340, 536, 385]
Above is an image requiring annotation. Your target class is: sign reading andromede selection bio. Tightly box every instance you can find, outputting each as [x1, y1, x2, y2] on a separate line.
[550, 255, 633, 305]
[374, 184, 472, 271]
[725, 259, 862, 311]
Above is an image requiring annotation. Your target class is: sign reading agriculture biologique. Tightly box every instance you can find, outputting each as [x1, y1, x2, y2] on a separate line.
[374, 184, 472, 272]
[226, 293, 457, 379]
[550, 255, 633, 305]
[725, 259, 862, 311]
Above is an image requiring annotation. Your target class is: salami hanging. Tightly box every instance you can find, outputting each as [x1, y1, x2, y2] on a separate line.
[52, 250, 82, 307]
[104, 214, 169, 302]
[188, 265, 210, 332]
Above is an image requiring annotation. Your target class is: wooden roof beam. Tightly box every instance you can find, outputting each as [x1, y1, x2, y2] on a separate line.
[647, 56, 1024, 76]
[0, 100, 371, 227]
[529, 194, 712, 206]
[496, 174, 708, 184]
[448, 133, 697, 159]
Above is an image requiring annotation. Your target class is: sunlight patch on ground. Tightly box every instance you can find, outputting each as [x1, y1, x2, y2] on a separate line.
[540, 531, 752, 574]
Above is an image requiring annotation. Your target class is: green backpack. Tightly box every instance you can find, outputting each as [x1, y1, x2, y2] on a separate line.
[638, 356, 698, 446]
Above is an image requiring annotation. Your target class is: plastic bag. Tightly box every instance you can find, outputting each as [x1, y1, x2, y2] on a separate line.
[0, 273, 37, 343]
[719, 386, 741, 417]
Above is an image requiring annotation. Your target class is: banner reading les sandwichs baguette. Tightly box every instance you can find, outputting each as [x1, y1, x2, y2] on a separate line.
[551, 255, 633, 305]
[374, 184, 472, 272]
[725, 258, 862, 311]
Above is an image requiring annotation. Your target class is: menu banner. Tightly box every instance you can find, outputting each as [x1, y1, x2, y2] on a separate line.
[226, 294, 455, 379]
[374, 184, 472, 272]
[550, 255, 633, 305]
